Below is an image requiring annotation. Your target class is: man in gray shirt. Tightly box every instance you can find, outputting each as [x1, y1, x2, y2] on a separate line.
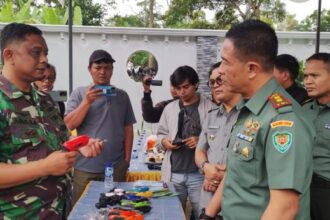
[195, 62, 241, 212]
[65, 50, 136, 205]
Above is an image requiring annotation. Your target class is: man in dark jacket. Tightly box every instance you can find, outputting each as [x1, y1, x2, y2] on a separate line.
[273, 54, 310, 105]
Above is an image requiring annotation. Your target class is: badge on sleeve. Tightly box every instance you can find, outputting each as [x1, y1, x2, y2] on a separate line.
[272, 131, 292, 153]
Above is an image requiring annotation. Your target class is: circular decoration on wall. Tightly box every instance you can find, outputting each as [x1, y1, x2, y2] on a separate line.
[126, 50, 158, 82]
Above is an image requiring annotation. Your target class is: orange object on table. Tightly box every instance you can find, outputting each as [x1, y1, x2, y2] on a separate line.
[108, 208, 144, 220]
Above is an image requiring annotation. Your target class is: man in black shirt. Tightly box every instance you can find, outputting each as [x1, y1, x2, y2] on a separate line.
[273, 54, 310, 105]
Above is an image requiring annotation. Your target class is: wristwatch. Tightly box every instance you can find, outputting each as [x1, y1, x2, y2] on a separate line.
[199, 208, 215, 220]
[199, 160, 209, 175]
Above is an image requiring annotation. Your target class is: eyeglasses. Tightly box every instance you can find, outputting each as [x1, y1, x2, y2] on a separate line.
[207, 76, 222, 88]
[40, 77, 55, 83]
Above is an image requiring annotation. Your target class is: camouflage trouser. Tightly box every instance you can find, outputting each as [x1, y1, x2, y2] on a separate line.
[72, 160, 129, 206]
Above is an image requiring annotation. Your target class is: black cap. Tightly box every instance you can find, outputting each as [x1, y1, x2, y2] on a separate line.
[89, 49, 115, 65]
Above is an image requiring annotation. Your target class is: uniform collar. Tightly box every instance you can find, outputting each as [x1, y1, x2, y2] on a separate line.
[236, 78, 279, 115]
[313, 99, 330, 110]
[0, 74, 45, 100]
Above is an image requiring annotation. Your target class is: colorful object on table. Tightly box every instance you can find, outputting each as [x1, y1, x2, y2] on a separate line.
[145, 152, 164, 164]
[145, 135, 157, 152]
[136, 191, 153, 198]
[152, 189, 178, 198]
[130, 186, 149, 192]
[63, 135, 89, 151]
[120, 200, 152, 213]
[108, 207, 144, 220]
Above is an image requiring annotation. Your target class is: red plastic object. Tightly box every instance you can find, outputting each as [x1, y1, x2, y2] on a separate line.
[108, 208, 144, 220]
[63, 135, 89, 151]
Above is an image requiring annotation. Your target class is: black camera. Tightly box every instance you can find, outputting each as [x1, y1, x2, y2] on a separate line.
[145, 79, 163, 86]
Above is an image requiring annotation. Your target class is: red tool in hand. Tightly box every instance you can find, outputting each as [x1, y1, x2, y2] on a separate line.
[63, 135, 90, 151]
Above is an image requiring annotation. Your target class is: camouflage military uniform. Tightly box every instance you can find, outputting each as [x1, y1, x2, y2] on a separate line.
[0, 75, 70, 219]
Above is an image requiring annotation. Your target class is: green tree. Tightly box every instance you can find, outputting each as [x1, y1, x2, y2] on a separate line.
[162, 0, 217, 28]
[106, 0, 161, 28]
[162, 0, 286, 29]
[0, 0, 83, 24]
[297, 9, 330, 32]
[75, 0, 114, 26]
[0, 0, 38, 23]
[275, 14, 299, 31]
[107, 15, 145, 27]
[0, 0, 115, 25]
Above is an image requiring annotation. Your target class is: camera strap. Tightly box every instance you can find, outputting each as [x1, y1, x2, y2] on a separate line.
[175, 100, 185, 139]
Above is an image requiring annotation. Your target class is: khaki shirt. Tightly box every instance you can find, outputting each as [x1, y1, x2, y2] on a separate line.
[303, 100, 330, 180]
[222, 78, 314, 220]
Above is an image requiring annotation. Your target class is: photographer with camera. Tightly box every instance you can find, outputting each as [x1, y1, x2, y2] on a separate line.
[64, 49, 136, 206]
[142, 75, 178, 123]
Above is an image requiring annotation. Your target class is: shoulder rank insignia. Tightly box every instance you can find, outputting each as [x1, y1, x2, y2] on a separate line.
[268, 92, 291, 109]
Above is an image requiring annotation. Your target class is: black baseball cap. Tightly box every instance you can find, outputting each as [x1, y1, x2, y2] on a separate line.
[89, 49, 115, 65]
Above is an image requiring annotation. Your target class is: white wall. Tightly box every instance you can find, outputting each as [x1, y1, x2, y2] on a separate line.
[1, 24, 329, 127]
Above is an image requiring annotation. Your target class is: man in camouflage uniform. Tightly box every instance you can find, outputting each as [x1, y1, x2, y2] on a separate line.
[0, 23, 103, 219]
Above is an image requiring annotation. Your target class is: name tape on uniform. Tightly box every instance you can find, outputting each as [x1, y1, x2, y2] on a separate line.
[270, 120, 294, 128]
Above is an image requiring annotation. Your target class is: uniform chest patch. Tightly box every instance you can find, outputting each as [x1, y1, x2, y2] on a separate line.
[272, 131, 292, 153]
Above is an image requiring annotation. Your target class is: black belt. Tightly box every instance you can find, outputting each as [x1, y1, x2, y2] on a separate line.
[311, 173, 330, 189]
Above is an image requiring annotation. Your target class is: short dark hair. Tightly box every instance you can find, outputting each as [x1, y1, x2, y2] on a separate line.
[46, 63, 57, 79]
[225, 19, 278, 71]
[170, 65, 199, 87]
[306, 53, 330, 72]
[274, 54, 299, 80]
[208, 62, 221, 77]
[1, 23, 42, 62]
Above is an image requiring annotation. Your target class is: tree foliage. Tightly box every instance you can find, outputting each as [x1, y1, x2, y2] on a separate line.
[297, 9, 330, 32]
[161, 0, 286, 29]
[0, 0, 115, 25]
[107, 15, 145, 27]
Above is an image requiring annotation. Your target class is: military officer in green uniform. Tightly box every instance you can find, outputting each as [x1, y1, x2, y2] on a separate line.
[303, 53, 330, 220]
[200, 20, 313, 220]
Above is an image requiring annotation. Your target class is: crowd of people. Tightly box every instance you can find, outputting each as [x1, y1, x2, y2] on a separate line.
[0, 19, 329, 220]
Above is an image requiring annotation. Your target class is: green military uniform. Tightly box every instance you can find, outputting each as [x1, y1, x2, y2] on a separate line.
[222, 78, 313, 220]
[303, 100, 330, 220]
[0, 75, 70, 219]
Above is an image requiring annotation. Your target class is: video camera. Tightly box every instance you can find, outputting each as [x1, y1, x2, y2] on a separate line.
[144, 78, 162, 86]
